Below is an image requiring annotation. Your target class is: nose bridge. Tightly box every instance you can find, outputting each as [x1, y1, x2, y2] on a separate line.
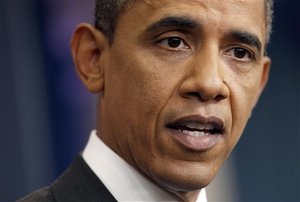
[181, 43, 226, 101]
[194, 44, 220, 82]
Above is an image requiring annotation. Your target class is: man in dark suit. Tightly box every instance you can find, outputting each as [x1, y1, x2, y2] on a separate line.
[19, 0, 274, 201]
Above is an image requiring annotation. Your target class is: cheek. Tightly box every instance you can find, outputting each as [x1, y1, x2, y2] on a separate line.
[106, 49, 179, 157]
[108, 46, 186, 120]
[111, 56, 168, 117]
[227, 71, 262, 147]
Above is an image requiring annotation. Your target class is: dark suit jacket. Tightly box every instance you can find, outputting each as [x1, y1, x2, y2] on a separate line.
[17, 156, 117, 202]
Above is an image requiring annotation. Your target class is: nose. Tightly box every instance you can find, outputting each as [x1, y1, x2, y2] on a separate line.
[179, 46, 229, 102]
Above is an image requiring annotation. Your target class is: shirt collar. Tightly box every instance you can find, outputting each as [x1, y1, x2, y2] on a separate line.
[82, 130, 207, 201]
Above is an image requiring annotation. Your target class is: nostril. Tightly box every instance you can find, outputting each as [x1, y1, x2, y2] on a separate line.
[184, 92, 206, 101]
[184, 92, 225, 102]
[186, 92, 201, 98]
[214, 94, 226, 101]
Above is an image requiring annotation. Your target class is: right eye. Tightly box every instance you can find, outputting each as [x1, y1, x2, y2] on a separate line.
[158, 36, 190, 50]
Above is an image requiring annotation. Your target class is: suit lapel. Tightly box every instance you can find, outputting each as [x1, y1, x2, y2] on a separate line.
[50, 156, 117, 202]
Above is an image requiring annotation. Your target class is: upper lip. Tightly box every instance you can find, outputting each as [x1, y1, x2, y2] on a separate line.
[166, 115, 225, 134]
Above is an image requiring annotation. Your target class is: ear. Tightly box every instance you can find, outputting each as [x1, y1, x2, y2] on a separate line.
[70, 23, 110, 93]
[253, 56, 271, 107]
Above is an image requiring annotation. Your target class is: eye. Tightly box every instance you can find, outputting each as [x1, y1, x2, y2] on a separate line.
[233, 48, 250, 59]
[226, 47, 255, 62]
[159, 37, 189, 49]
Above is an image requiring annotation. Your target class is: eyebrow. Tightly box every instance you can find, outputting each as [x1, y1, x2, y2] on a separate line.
[145, 17, 263, 54]
[226, 31, 263, 54]
[146, 16, 201, 32]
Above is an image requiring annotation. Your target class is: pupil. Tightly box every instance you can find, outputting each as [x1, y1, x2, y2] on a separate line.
[168, 37, 181, 48]
[234, 48, 247, 58]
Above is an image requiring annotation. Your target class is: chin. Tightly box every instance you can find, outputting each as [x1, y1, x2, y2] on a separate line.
[148, 160, 219, 193]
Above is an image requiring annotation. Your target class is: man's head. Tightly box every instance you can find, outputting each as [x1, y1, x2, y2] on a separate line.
[71, 0, 272, 200]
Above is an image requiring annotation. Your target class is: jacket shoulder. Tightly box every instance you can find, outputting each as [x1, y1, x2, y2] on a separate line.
[16, 156, 116, 202]
[17, 186, 55, 202]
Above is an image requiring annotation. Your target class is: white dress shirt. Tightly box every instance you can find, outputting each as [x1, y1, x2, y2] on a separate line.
[82, 130, 207, 202]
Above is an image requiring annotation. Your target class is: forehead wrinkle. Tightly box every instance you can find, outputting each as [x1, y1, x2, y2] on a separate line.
[133, 0, 235, 24]
[139, 0, 209, 9]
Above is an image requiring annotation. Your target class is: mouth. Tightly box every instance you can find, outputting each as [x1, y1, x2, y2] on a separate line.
[167, 117, 224, 136]
[166, 115, 224, 151]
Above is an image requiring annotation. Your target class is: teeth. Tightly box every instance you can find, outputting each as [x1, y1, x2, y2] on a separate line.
[182, 130, 209, 137]
[184, 122, 214, 131]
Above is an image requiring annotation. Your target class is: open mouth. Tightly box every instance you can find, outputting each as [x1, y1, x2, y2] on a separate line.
[166, 115, 224, 151]
[167, 123, 222, 136]
[166, 116, 224, 137]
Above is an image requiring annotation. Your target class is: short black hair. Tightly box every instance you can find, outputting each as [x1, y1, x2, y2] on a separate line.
[95, 0, 131, 43]
[95, 0, 274, 44]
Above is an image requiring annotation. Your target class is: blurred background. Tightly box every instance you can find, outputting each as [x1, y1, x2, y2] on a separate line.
[0, 0, 299, 201]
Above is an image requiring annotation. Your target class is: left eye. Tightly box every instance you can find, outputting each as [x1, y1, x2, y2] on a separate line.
[159, 37, 188, 49]
[226, 47, 254, 61]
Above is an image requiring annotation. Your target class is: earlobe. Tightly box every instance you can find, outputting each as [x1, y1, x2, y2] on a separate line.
[70, 23, 110, 93]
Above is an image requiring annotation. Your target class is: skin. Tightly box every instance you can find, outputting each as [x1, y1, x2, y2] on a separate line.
[71, 0, 271, 201]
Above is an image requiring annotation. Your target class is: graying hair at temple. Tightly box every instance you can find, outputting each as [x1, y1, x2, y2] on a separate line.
[95, 0, 274, 44]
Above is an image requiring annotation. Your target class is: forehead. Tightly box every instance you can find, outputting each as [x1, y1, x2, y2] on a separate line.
[136, 0, 264, 13]
[120, 0, 267, 43]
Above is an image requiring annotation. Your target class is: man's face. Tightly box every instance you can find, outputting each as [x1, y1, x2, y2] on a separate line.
[99, 0, 270, 195]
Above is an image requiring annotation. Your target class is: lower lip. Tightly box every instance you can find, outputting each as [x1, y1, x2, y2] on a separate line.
[168, 129, 222, 151]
